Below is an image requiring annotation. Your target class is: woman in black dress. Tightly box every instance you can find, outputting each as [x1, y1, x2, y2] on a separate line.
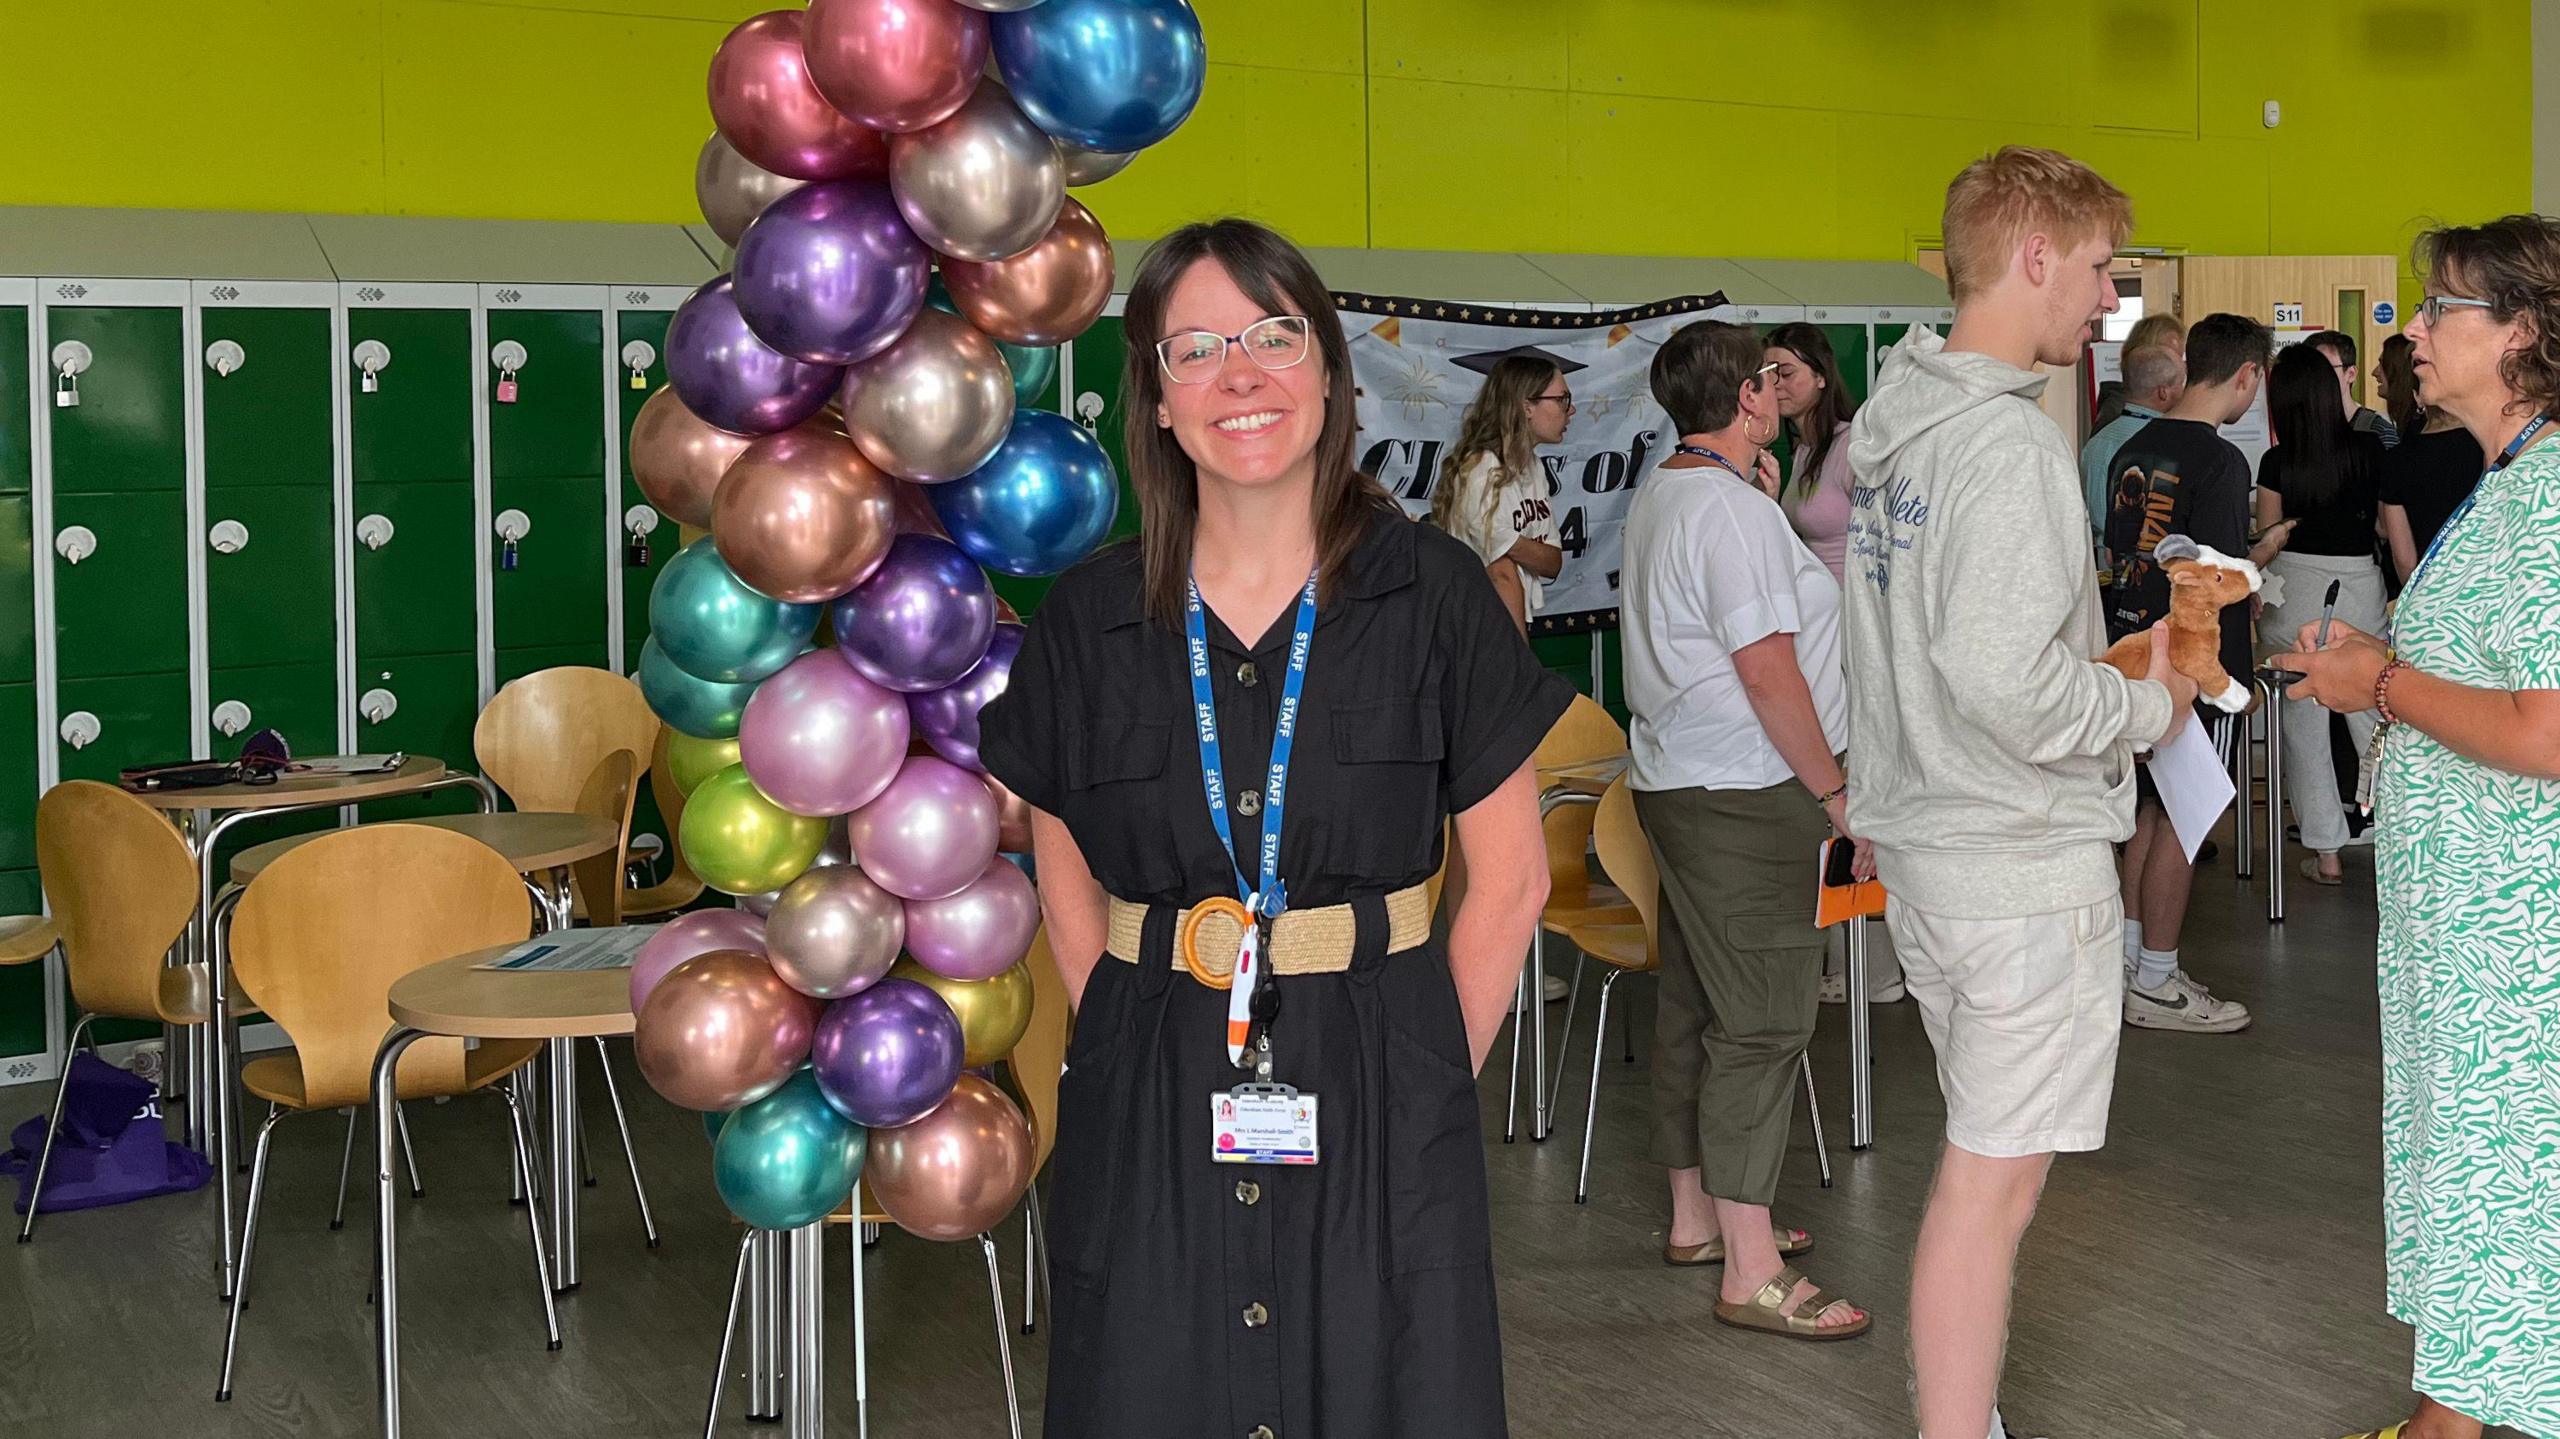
[979, 218, 1569, 1438]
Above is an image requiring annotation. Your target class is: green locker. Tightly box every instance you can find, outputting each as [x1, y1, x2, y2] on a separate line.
[0, 682, 34, 872]
[0, 869, 40, 1065]
[353, 482, 476, 659]
[350, 310, 473, 486]
[496, 644, 606, 690]
[1819, 323, 1872, 405]
[0, 306, 28, 492]
[0, 493, 32, 686]
[203, 308, 333, 490]
[616, 306, 676, 675]
[492, 478, 606, 651]
[55, 672, 190, 786]
[204, 485, 335, 672]
[50, 489, 189, 679]
[210, 663, 338, 761]
[489, 310, 605, 481]
[356, 651, 481, 819]
[47, 307, 184, 492]
[488, 306, 607, 670]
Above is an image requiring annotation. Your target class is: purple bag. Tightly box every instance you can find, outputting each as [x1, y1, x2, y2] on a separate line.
[2, 1053, 211, 1215]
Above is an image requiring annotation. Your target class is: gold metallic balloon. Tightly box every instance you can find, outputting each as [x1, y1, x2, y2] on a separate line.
[631, 386, 755, 529]
[696, 132, 808, 248]
[841, 308, 1016, 483]
[634, 949, 821, 1112]
[712, 425, 900, 603]
[680, 764, 831, 896]
[667, 733, 744, 796]
[865, 1073, 1034, 1241]
[892, 958, 1032, 1068]
[939, 197, 1115, 347]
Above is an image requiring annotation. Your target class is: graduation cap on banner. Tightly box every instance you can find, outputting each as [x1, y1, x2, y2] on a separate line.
[1452, 344, 1587, 377]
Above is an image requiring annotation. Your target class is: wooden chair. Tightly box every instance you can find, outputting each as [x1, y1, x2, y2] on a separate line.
[621, 728, 706, 919]
[216, 825, 562, 1400]
[1509, 695, 1637, 1141]
[23, 783, 223, 1243]
[0, 914, 60, 968]
[474, 665, 658, 921]
[1564, 777, 1829, 1204]
[567, 749, 643, 929]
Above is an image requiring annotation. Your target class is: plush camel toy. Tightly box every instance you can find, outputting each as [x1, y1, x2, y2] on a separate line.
[2100, 534, 2260, 714]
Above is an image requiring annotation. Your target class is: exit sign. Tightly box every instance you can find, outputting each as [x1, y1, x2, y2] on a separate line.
[2274, 302, 2306, 326]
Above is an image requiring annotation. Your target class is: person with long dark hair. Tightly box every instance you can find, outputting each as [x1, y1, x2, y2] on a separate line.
[1764, 322, 1860, 583]
[2254, 342, 2390, 884]
[2378, 331, 2487, 587]
[1430, 353, 1567, 633]
[978, 217, 1569, 1437]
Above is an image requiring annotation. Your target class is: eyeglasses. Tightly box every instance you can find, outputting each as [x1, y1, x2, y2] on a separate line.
[2419, 294, 2495, 326]
[1155, 315, 1313, 385]
[1531, 392, 1576, 411]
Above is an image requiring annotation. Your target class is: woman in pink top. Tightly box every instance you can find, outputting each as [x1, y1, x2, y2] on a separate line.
[1765, 323, 1859, 583]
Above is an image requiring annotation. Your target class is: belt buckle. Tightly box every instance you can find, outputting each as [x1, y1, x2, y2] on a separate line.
[1178, 896, 1253, 990]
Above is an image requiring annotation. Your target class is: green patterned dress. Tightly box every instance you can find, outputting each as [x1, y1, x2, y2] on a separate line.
[2375, 442, 2560, 1434]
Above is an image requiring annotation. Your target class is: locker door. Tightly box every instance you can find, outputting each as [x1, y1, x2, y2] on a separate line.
[352, 482, 478, 658]
[51, 490, 189, 678]
[488, 304, 607, 681]
[614, 303, 677, 674]
[54, 672, 191, 785]
[209, 663, 339, 762]
[491, 477, 607, 661]
[0, 299, 32, 1069]
[204, 484, 335, 673]
[0, 682, 34, 876]
[354, 651, 481, 820]
[46, 306, 184, 492]
[0, 493, 31, 688]
[350, 309, 474, 486]
[1819, 323, 1872, 406]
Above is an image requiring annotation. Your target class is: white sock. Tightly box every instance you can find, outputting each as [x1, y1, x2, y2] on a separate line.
[1919, 1409, 2006, 1439]
[2135, 945, 2178, 993]
[2122, 918, 2143, 961]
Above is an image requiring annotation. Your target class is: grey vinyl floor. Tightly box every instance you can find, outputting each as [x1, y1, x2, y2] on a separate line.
[0, 828, 2463, 1439]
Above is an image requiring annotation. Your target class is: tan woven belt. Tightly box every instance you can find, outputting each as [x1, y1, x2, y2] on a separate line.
[1107, 886, 1434, 981]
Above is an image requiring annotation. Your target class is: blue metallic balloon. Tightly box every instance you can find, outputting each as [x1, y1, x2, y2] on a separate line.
[733, 180, 932, 366]
[652, 538, 822, 684]
[926, 276, 1057, 405]
[990, 0, 1206, 153]
[713, 1069, 866, 1231]
[639, 636, 764, 739]
[665, 276, 844, 436]
[932, 409, 1119, 576]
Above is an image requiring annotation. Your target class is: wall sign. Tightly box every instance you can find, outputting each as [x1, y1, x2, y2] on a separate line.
[2273, 301, 2305, 326]
[2373, 300, 2396, 326]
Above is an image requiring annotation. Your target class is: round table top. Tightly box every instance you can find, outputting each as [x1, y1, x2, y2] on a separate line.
[1537, 755, 1626, 797]
[230, 811, 619, 885]
[388, 945, 636, 1040]
[128, 755, 449, 811]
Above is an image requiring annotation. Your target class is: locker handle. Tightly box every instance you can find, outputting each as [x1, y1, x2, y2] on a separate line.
[356, 515, 395, 550]
[360, 689, 399, 725]
[59, 711, 100, 750]
[208, 520, 249, 555]
[54, 526, 96, 565]
[212, 700, 253, 738]
[206, 340, 246, 378]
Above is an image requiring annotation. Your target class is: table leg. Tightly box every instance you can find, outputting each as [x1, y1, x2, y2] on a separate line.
[2266, 682, 2287, 924]
[210, 892, 244, 1300]
[372, 1027, 427, 1439]
[1846, 918, 1874, 1151]
[545, 1036, 582, 1292]
[749, 1229, 782, 1422]
[786, 1222, 825, 1439]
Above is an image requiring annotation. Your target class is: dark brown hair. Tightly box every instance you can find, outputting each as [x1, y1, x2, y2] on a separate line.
[1120, 218, 1391, 628]
[1762, 322, 1858, 498]
[2416, 215, 2560, 417]
[1649, 321, 1767, 436]
[2377, 333, 2420, 437]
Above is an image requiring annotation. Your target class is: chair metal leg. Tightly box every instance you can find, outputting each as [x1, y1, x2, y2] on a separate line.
[19, 1012, 97, 1243]
[1620, 988, 1637, 1063]
[1800, 1053, 1832, 1190]
[500, 1089, 563, 1351]
[706, 1232, 753, 1439]
[331, 1107, 360, 1230]
[1019, 1185, 1038, 1334]
[1575, 972, 1619, 1205]
[1503, 964, 1526, 1143]
[593, 1036, 661, 1248]
[1544, 954, 1587, 1121]
[849, 1215, 871, 1439]
[216, 1108, 287, 1400]
[979, 1234, 1025, 1439]
[1531, 929, 1551, 1141]
[394, 1102, 423, 1199]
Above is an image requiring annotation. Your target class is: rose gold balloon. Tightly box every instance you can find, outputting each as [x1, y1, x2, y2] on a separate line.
[939, 197, 1114, 346]
[697, 132, 808, 247]
[713, 426, 900, 603]
[709, 11, 891, 182]
[865, 1073, 1033, 1241]
[889, 478, 950, 539]
[631, 386, 755, 529]
[984, 771, 1033, 852]
[806, 0, 989, 135]
[633, 950, 822, 1113]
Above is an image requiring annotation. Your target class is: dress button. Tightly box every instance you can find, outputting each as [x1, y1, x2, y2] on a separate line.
[1237, 661, 1259, 687]
[1242, 1301, 1269, 1328]
[1235, 1179, 1261, 1205]
[1236, 789, 1263, 818]
[1249, 1428, 1277, 1439]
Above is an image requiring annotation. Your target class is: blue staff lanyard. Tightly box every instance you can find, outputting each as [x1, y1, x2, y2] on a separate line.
[2389, 415, 2549, 649]
[1673, 443, 1748, 481]
[1185, 571, 1318, 918]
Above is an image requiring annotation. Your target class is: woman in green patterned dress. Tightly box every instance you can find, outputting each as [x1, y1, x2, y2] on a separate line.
[2276, 215, 2560, 1439]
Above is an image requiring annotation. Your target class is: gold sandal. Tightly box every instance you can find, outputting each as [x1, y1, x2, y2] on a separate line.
[2334, 1428, 2406, 1439]
[1711, 1264, 1871, 1342]
[1663, 1227, 1813, 1267]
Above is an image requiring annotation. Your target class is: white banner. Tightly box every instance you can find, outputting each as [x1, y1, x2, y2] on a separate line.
[1341, 293, 1730, 625]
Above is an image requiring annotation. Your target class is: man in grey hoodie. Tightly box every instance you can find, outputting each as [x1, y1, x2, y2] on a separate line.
[1842, 147, 2196, 1439]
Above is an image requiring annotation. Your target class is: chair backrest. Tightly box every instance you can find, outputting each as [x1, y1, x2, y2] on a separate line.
[229, 825, 533, 1110]
[638, 727, 706, 909]
[1533, 693, 1628, 771]
[568, 749, 642, 928]
[474, 666, 659, 815]
[35, 782, 199, 1022]
[1540, 796, 1607, 901]
[1588, 777, 1658, 963]
[1010, 926, 1071, 1172]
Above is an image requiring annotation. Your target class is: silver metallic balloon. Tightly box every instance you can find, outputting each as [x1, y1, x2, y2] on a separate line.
[888, 80, 1065, 263]
[765, 865, 907, 1000]
[1055, 140, 1133, 187]
[739, 888, 783, 917]
[841, 308, 1016, 484]
[697, 133, 808, 248]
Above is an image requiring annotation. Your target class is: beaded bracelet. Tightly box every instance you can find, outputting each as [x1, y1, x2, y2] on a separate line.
[1811, 780, 1848, 806]
[2374, 658, 2410, 726]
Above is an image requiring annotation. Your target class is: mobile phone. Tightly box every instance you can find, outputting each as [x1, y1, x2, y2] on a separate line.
[1822, 836, 1859, 888]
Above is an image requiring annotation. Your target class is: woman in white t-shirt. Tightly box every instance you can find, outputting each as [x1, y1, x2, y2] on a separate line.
[1430, 353, 1567, 634]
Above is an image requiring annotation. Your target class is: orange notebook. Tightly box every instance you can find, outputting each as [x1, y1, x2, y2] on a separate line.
[1814, 837, 1887, 928]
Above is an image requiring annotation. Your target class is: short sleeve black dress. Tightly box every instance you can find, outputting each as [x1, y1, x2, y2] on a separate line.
[980, 506, 1572, 1439]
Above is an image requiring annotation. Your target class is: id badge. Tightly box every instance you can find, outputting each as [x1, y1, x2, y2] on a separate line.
[1211, 1083, 1319, 1166]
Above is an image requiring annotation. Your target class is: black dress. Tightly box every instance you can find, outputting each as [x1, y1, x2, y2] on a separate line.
[979, 507, 1572, 1439]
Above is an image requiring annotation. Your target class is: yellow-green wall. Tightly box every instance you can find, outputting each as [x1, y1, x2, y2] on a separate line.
[0, 0, 2530, 281]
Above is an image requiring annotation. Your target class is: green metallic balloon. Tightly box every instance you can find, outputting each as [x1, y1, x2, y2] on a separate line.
[681, 763, 829, 896]
[668, 732, 744, 797]
[651, 538, 821, 684]
[703, 1108, 731, 1144]
[639, 637, 759, 740]
[928, 274, 1057, 404]
[713, 1070, 865, 1231]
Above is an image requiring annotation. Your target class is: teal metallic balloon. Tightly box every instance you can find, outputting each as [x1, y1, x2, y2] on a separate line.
[703, 1108, 731, 1144]
[713, 1069, 865, 1230]
[927, 275, 1055, 405]
[639, 636, 761, 739]
[652, 537, 821, 684]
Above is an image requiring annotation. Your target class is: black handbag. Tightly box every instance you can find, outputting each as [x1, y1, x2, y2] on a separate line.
[118, 728, 294, 793]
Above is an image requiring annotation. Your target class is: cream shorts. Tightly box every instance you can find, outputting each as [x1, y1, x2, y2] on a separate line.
[1884, 895, 2124, 1158]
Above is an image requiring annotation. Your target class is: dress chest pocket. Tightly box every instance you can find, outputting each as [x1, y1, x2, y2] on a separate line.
[1326, 699, 1446, 875]
[1061, 720, 1183, 890]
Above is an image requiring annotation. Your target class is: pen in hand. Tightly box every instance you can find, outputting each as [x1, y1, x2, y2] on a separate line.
[2313, 579, 2342, 650]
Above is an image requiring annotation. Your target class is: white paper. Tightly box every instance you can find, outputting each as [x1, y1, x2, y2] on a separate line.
[2148, 719, 2237, 862]
[291, 753, 406, 776]
[474, 924, 664, 973]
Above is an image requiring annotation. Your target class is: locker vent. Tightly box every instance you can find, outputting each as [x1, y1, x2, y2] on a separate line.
[357, 287, 386, 303]
[210, 285, 240, 301]
[54, 283, 86, 300]
[495, 288, 524, 304]
[625, 290, 652, 306]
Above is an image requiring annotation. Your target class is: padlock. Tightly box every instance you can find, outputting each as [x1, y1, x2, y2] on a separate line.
[501, 537, 520, 571]
[629, 368, 648, 390]
[496, 370, 520, 404]
[54, 371, 78, 409]
[360, 370, 379, 394]
[627, 530, 651, 567]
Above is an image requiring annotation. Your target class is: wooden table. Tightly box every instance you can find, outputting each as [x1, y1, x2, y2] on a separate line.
[231, 812, 617, 888]
[1536, 754, 1628, 798]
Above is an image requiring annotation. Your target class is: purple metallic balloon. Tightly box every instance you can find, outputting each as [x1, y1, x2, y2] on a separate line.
[845, 755, 1001, 900]
[739, 649, 913, 817]
[632, 908, 768, 1013]
[810, 977, 966, 1127]
[903, 855, 1039, 981]
[829, 533, 996, 693]
[906, 622, 1020, 771]
[732, 181, 933, 366]
[666, 276, 844, 435]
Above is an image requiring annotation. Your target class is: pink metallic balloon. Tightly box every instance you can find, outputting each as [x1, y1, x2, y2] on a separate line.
[889, 477, 951, 538]
[713, 425, 900, 603]
[709, 11, 892, 182]
[739, 649, 913, 817]
[983, 771, 1034, 852]
[633, 950, 822, 1113]
[845, 755, 1000, 901]
[937, 197, 1114, 346]
[632, 908, 769, 1013]
[630, 386, 754, 530]
[903, 855, 1038, 980]
[840, 308, 1015, 484]
[805, 0, 989, 135]
[765, 865, 907, 999]
[865, 1073, 1034, 1241]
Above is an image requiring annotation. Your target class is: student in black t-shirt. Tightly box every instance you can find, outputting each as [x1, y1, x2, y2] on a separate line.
[2099, 312, 2271, 1036]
